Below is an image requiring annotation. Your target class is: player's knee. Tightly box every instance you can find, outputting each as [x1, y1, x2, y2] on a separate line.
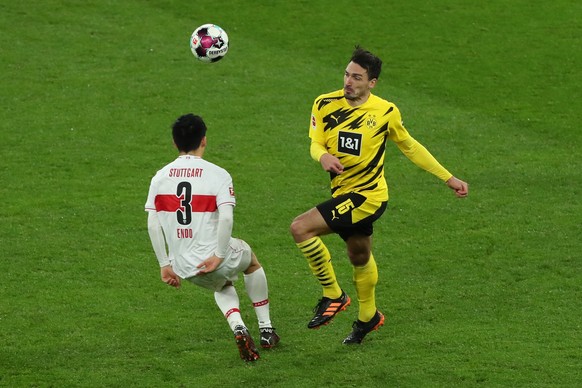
[244, 261, 261, 275]
[346, 235, 372, 265]
[289, 217, 305, 241]
[291, 210, 325, 243]
[244, 252, 262, 275]
[347, 246, 371, 266]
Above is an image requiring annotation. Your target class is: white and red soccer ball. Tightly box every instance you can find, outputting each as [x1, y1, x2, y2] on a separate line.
[190, 24, 229, 63]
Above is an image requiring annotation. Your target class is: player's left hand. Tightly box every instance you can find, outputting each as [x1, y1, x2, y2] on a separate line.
[446, 176, 469, 198]
[196, 255, 223, 276]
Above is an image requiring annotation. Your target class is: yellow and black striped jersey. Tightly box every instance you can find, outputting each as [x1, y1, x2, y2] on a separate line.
[309, 90, 412, 202]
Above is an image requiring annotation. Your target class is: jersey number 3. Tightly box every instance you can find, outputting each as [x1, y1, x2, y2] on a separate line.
[177, 182, 192, 225]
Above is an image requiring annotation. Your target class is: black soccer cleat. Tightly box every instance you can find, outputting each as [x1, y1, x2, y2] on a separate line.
[259, 327, 280, 349]
[307, 291, 351, 329]
[233, 325, 260, 361]
[342, 310, 385, 345]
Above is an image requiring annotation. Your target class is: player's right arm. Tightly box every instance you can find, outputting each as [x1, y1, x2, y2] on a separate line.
[309, 99, 344, 174]
[310, 142, 344, 174]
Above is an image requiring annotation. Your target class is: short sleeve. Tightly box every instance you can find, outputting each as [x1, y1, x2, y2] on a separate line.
[216, 173, 236, 208]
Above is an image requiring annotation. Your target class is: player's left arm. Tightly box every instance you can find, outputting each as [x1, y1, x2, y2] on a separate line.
[395, 136, 468, 198]
[445, 176, 469, 198]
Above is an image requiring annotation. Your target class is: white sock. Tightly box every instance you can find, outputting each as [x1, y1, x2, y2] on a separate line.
[214, 285, 245, 332]
[244, 267, 272, 329]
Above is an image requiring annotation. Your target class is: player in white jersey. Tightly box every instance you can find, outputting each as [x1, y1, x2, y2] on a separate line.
[145, 113, 279, 361]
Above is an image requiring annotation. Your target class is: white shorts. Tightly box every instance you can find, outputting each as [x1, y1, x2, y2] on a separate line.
[186, 238, 252, 291]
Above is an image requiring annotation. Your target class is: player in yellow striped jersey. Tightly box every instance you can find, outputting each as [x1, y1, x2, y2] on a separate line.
[290, 46, 468, 344]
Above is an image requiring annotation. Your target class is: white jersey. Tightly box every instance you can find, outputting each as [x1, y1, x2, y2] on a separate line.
[145, 155, 235, 278]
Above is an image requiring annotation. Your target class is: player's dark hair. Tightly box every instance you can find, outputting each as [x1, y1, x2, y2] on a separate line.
[172, 113, 207, 152]
[350, 46, 382, 80]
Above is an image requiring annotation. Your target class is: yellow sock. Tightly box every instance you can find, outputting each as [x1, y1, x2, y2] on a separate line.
[297, 237, 342, 299]
[353, 253, 378, 322]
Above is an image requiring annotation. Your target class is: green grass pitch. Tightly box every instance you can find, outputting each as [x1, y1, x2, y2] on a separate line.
[1, 0, 580, 386]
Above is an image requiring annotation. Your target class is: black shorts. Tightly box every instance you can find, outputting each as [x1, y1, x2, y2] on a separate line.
[316, 192, 387, 241]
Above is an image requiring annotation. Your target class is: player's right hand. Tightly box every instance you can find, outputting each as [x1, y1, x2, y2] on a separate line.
[161, 265, 181, 288]
[320, 153, 344, 174]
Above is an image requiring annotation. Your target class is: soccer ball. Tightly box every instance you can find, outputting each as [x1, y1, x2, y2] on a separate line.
[190, 24, 229, 63]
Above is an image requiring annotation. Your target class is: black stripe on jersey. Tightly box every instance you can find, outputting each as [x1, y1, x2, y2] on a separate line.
[336, 157, 361, 173]
[346, 113, 367, 130]
[366, 139, 387, 173]
[370, 107, 393, 138]
[331, 162, 384, 195]
[353, 165, 384, 192]
[323, 107, 357, 131]
[329, 159, 366, 195]
[317, 96, 344, 110]
[359, 182, 379, 192]
[329, 160, 361, 189]
[373, 122, 389, 138]
[350, 140, 387, 191]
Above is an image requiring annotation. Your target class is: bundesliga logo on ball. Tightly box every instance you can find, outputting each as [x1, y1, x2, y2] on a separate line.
[190, 24, 229, 63]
